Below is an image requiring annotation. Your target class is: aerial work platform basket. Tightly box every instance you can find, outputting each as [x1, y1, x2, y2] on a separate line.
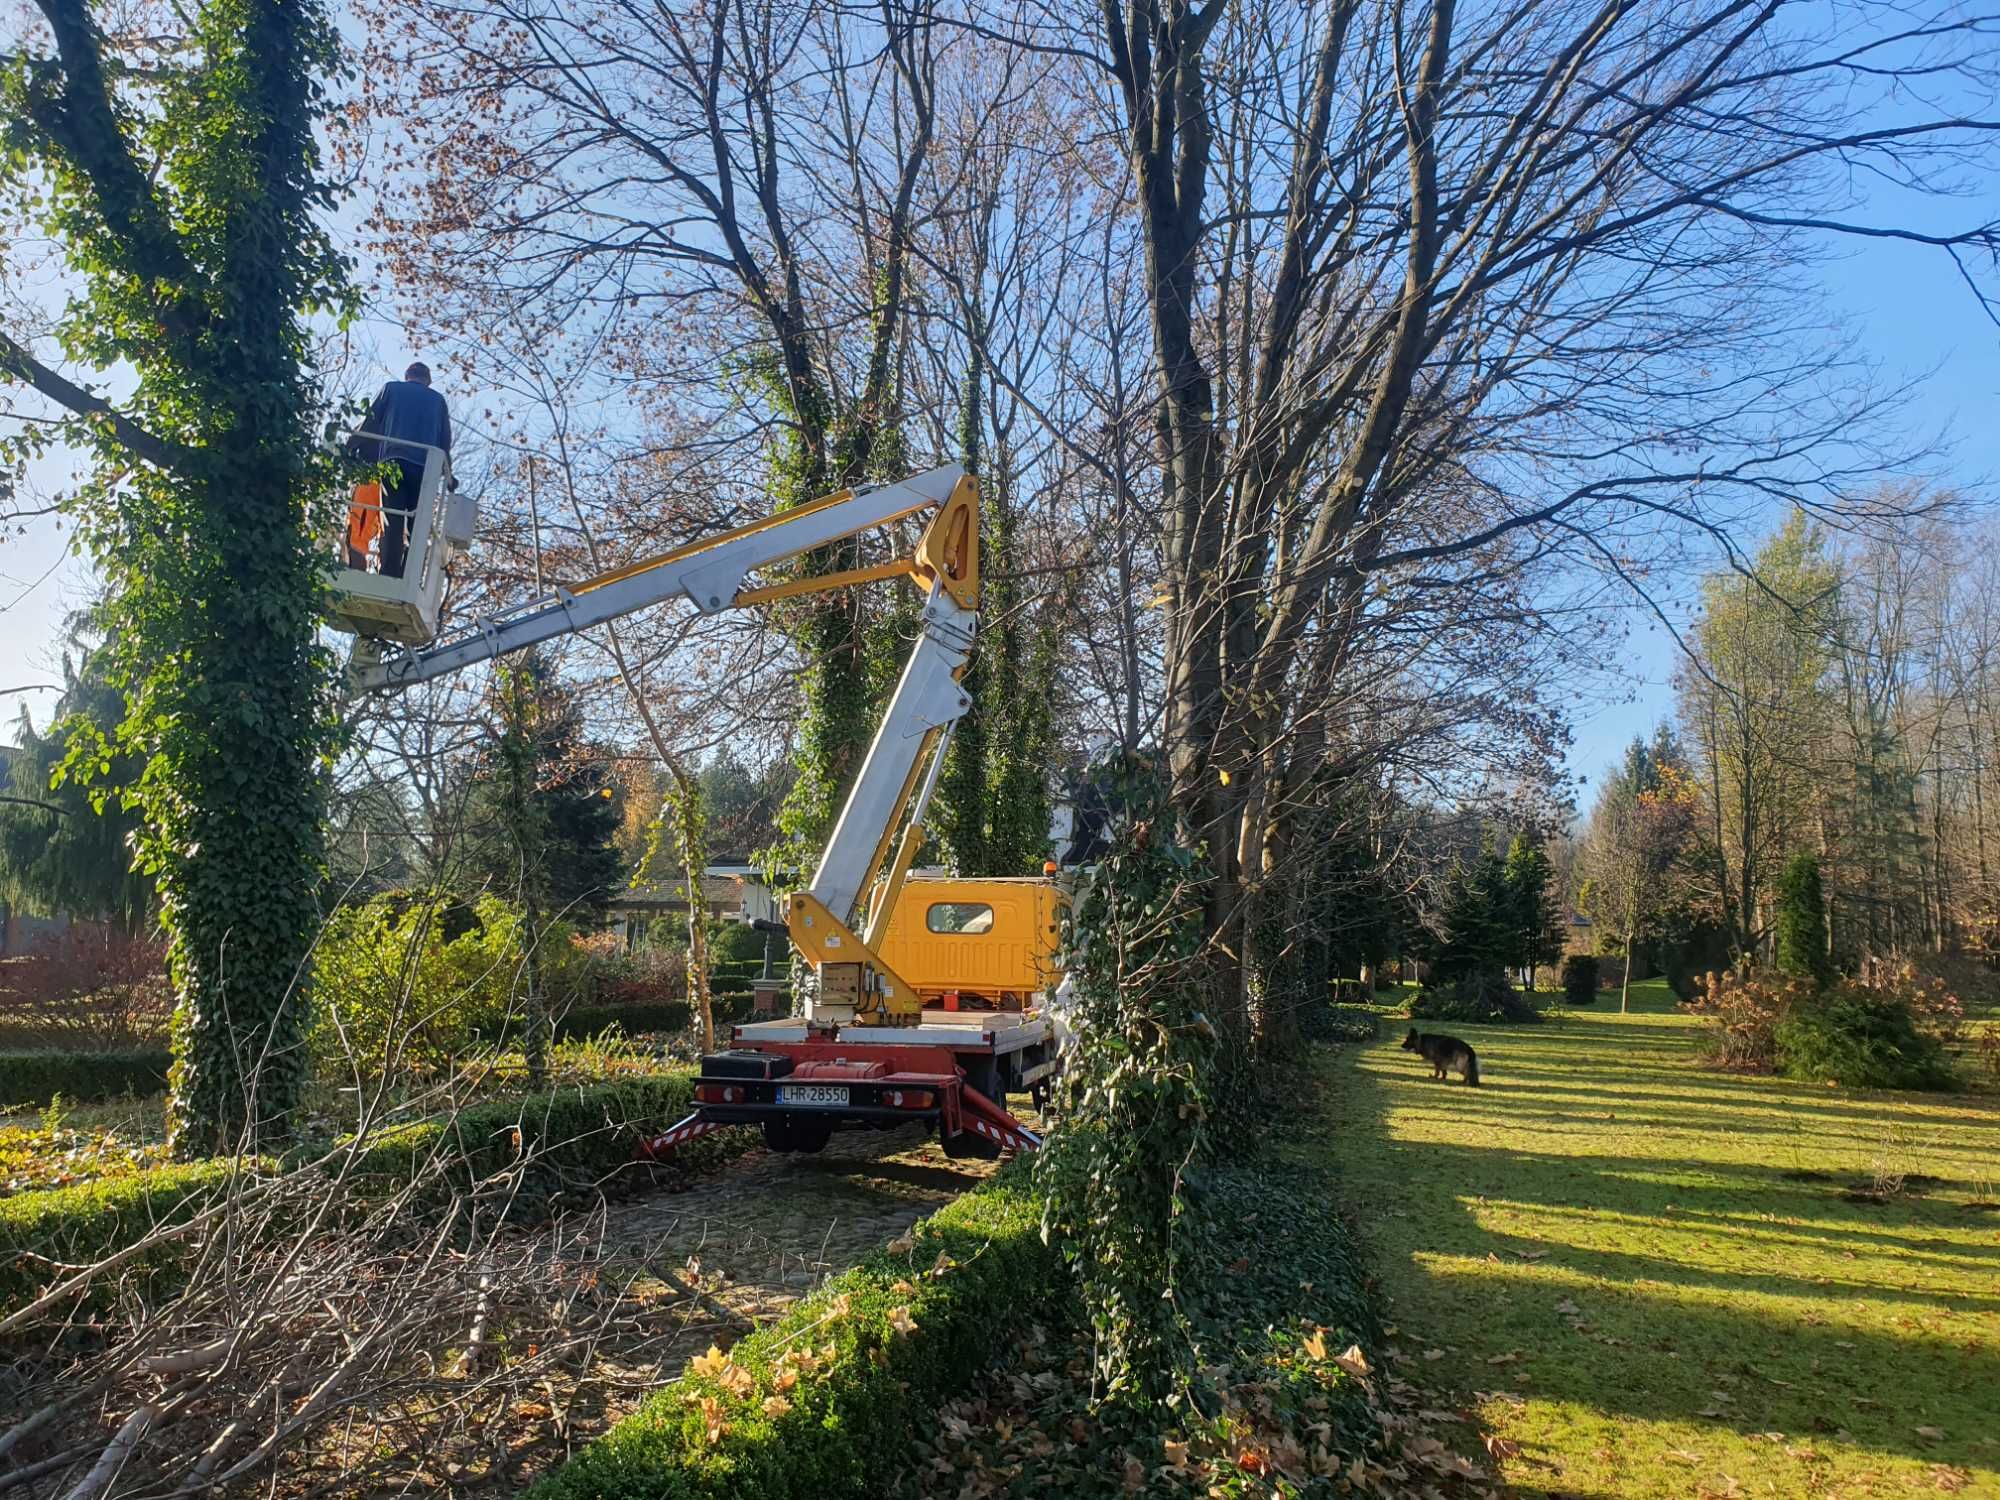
[325, 441, 474, 646]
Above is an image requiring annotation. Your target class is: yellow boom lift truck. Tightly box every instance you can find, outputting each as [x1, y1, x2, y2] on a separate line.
[330, 456, 1061, 1161]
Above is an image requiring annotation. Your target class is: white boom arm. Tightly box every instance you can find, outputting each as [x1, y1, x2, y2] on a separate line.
[350, 466, 967, 692]
[346, 465, 980, 1017]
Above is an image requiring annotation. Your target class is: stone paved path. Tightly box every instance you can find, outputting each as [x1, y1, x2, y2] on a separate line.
[602, 1122, 1006, 1294]
[450, 1120, 1023, 1493]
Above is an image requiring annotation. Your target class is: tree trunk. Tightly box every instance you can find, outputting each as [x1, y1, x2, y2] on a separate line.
[1621, 903, 1636, 1015]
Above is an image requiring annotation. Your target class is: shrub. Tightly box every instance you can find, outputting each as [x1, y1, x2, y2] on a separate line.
[1409, 972, 1541, 1025]
[1860, 962, 1967, 1049]
[0, 923, 170, 1048]
[1682, 966, 1812, 1071]
[1775, 992, 1957, 1091]
[1774, 853, 1833, 986]
[1978, 1027, 2000, 1084]
[1299, 1003, 1379, 1044]
[1687, 965, 1963, 1087]
[526, 1166, 1060, 1500]
[1561, 954, 1599, 1008]
[312, 894, 531, 1077]
[329, 1071, 739, 1215]
[0, 1048, 170, 1109]
[0, 1159, 251, 1315]
[3, 1073, 747, 1321]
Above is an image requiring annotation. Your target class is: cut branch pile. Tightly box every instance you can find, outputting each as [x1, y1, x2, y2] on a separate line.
[0, 1129, 753, 1499]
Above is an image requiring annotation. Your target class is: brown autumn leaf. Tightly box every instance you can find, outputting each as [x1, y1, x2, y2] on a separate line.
[1162, 1438, 1191, 1470]
[690, 1344, 728, 1380]
[887, 1231, 916, 1255]
[1333, 1344, 1371, 1379]
[1301, 1328, 1329, 1362]
[762, 1394, 792, 1418]
[698, 1394, 728, 1446]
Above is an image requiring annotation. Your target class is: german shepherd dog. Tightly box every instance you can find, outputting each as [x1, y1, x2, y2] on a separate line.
[1402, 1028, 1480, 1086]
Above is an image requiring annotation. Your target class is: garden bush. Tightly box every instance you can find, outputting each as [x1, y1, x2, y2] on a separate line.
[2, 1073, 745, 1320]
[1299, 1003, 1380, 1044]
[1774, 989, 1958, 1092]
[527, 1165, 1060, 1500]
[0, 1047, 170, 1108]
[0, 1158, 252, 1315]
[0, 923, 170, 1048]
[1409, 972, 1541, 1025]
[1561, 953, 1599, 1008]
[312, 893, 529, 1075]
[1688, 964, 1964, 1087]
[1682, 966, 1813, 1071]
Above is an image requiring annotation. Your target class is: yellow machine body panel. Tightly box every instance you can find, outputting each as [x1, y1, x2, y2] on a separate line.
[871, 876, 1064, 1008]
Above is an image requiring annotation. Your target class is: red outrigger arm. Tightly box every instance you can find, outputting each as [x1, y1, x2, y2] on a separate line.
[956, 1086, 1042, 1152]
[637, 1112, 726, 1161]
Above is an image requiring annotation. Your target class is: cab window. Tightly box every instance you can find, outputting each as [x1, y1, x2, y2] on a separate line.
[927, 901, 994, 934]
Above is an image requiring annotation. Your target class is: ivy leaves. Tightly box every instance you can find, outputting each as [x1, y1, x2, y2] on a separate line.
[2, 0, 354, 1156]
[1035, 753, 1216, 1410]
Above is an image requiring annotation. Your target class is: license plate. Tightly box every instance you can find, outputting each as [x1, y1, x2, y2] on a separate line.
[779, 1084, 849, 1107]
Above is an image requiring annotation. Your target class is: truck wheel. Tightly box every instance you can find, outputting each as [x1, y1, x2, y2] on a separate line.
[965, 1056, 1005, 1105]
[941, 1125, 1001, 1161]
[764, 1116, 833, 1154]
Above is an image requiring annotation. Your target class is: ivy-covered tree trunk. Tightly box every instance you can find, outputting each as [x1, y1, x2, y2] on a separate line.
[1035, 754, 1214, 1407]
[931, 342, 1058, 879]
[665, 774, 715, 1055]
[2, 0, 350, 1156]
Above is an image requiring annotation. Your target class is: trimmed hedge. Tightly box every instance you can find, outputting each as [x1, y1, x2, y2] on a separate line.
[475, 994, 762, 1046]
[0, 1048, 172, 1109]
[0, 1158, 250, 1314]
[3, 1071, 749, 1321]
[328, 1072, 746, 1212]
[527, 1167, 1059, 1500]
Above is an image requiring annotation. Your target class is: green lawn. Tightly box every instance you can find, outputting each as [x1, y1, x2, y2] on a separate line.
[1322, 980, 2000, 1498]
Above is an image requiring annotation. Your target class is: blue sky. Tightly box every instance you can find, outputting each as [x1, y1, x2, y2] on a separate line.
[1563, 201, 2000, 812]
[3, 19, 1996, 810]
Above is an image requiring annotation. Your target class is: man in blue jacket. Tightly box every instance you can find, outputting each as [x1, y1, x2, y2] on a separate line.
[352, 361, 453, 578]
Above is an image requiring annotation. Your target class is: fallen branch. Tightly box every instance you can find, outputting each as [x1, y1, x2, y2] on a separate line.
[59, 1404, 155, 1500]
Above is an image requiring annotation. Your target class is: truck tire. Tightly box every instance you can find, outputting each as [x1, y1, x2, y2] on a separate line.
[964, 1055, 1005, 1106]
[763, 1116, 834, 1154]
[941, 1125, 1002, 1161]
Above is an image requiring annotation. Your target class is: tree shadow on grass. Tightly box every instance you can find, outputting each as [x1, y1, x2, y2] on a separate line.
[1332, 1041, 2000, 1484]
